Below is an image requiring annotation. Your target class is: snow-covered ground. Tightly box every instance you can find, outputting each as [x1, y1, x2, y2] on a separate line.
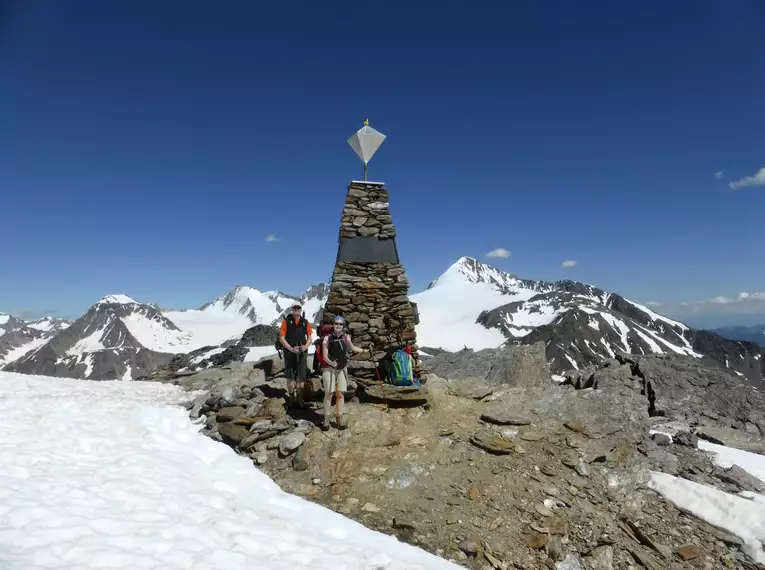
[644, 431, 765, 563]
[410, 281, 508, 352]
[162, 309, 252, 352]
[0, 371, 460, 570]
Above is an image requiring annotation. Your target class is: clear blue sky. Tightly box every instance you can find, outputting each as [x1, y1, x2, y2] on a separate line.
[1, 0, 764, 327]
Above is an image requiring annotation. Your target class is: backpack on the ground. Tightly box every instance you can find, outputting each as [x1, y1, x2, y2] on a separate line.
[388, 348, 419, 386]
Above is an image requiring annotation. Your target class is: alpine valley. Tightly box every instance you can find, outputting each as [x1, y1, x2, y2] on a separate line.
[3, 257, 763, 387]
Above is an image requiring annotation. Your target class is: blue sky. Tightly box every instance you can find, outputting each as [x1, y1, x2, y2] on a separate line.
[1, 0, 764, 327]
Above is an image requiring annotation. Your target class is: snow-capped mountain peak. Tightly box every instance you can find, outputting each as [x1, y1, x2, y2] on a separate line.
[429, 256, 520, 290]
[97, 294, 139, 306]
[24, 316, 72, 333]
[200, 285, 297, 325]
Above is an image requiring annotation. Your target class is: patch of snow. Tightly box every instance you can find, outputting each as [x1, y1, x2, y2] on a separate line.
[551, 374, 566, 383]
[599, 312, 631, 352]
[121, 365, 132, 381]
[624, 298, 688, 330]
[741, 491, 765, 505]
[735, 371, 745, 377]
[649, 429, 674, 442]
[648, 471, 765, 564]
[68, 324, 108, 355]
[563, 353, 579, 370]
[599, 337, 616, 358]
[243, 346, 280, 362]
[81, 354, 95, 377]
[502, 300, 562, 330]
[634, 329, 662, 354]
[0, 313, 9, 325]
[121, 313, 193, 353]
[0, 371, 459, 570]
[588, 319, 600, 331]
[698, 441, 765, 485]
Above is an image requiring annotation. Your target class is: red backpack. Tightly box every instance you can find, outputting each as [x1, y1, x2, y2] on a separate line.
[313, 323, 334, 370]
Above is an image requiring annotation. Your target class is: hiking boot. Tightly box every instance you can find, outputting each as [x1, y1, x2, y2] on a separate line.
[321, 419, 330, 431]
[338, 416, 348, 430]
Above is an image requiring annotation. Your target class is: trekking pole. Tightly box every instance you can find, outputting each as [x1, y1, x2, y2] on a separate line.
[369, 344, 389, 410]
[374, 365, 389, 410]
[335, 367, 341, 434]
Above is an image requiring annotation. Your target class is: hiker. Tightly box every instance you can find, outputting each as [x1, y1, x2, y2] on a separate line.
[321, 315, 365, 430]
[279, 302, 313, 406]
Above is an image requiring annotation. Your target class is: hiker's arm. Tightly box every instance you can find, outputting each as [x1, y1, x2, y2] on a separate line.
[302, 325, 313, 351]
[279, 321, 296, 352]
[346, 335, 365, 354]
[323, 336, 335, 367]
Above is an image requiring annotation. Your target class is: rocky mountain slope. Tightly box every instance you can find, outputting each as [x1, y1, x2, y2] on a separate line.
[2, 285, 328, 380]
[0, 312, 71, 367]
[161, 346, 765, 570]
[4, 256, 763, 386]
[413, 257, 765, 387]
[712, 324, 765, 347]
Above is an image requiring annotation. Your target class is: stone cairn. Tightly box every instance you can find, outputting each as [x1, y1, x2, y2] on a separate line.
[321, 181, 423, 386]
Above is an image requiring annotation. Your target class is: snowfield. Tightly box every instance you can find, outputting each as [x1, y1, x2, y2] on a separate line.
[0, 371, 459, 570]
[644, 430, 765, 564]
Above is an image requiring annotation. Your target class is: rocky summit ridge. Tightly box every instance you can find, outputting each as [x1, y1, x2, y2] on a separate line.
[160, 341, 765, 570]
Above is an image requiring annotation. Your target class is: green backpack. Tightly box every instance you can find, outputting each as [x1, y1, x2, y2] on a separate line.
[389, 349, 419, 386]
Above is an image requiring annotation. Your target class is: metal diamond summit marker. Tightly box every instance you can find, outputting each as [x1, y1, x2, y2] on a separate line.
[347, 119, 386, 180]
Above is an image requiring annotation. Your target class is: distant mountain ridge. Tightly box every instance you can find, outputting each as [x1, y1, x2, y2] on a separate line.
[3, 257, 764, 387]
[0, 312, 71, 367]
[412, 256, 765, 388]
[710, 323, 765, 347]
[2, 283, 329, 380]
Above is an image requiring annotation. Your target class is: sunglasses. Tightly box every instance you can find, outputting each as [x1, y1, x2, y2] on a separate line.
[292, 307, 302, 310]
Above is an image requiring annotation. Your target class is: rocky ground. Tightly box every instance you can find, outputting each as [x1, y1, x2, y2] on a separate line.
[153, 345, 765, 570]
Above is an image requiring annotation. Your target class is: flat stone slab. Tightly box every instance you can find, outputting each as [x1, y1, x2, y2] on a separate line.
[362, 384, 428, 407]
[446, 381, 493, 400]
[480, 412, 532, 426]
[470, 433, 515, 455]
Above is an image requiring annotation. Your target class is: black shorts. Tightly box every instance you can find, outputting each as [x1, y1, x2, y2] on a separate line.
[284, 350, 307, 380]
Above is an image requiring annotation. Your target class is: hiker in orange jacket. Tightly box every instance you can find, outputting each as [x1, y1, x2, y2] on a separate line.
[279, 302, 313, 407]
[321, 315, 365, 430]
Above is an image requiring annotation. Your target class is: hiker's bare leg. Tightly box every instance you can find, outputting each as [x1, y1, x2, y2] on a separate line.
[336, 368, 348, 428]
[296, 351, 307, 406]
[285, 351, 298, 400]
[322, 368, 333, 428]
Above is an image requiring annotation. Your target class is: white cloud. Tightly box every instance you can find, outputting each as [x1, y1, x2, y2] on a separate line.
[645, 301, 661, 307]
[265, 234, 279, 243]
[729, 167, 765, 190]
[561, 260, 577, 268]
[680, 292, 765, 308]
[714, 171, 724, 180]
[486, 248, 511, 259]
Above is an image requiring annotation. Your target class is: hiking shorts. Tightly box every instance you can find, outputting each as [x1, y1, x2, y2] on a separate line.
[322, 367, 348, 394]
[285, 350, 307, 381]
